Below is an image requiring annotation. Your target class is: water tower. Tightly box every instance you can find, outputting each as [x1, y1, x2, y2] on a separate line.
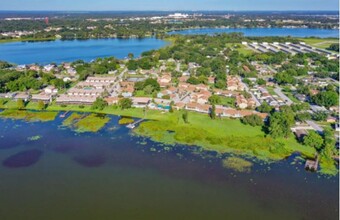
[45, 17, 49, 25]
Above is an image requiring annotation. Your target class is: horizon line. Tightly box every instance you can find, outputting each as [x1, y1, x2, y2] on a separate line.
[0, 10, 339, 12]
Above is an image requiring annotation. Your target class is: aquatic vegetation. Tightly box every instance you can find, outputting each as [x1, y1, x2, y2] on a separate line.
[27, 135, 42, 141]
[63, 113, 110, 133]
[62, 113, 83, 127]
[0, 110, 58, 122]
[118, 117, 134, 125]
[222, 157, 253, 173]
[2, 149, 43, 168]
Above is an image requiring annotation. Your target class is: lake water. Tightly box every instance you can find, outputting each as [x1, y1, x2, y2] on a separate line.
[169, 28, 340, 38]
[0, 113, 338, 220]
[0, 38, 168, 65]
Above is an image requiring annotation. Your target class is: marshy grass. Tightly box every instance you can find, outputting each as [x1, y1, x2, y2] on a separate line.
[62, 113, 110, 133]
[0, 110, 58, 122]
[222, 157, 253, 173]
[118, 117, 134, 125]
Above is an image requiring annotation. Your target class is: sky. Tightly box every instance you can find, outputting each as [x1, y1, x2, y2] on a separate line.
[1, 0, 339, 11]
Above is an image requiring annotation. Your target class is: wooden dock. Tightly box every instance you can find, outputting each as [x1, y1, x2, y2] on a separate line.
[126, 118, 145, 129]
[60, 111, 70, 118]
[305, 154, 319, 172]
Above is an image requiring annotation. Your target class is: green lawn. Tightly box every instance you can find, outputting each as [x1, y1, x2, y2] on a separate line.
[220, 97, 236, 108]
[298, 38, 339, 50]
[226, 43, 255, 56]
[134, 110, 316, 162]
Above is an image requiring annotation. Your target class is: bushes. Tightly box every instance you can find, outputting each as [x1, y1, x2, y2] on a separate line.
[241, 114, 263, 127]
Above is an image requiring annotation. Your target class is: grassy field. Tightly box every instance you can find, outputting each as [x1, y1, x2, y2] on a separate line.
[220, 97, 236, 108]
[134, 110, 316, 162]
[298, 38, 339, 50]
[226, 43, 255, 56]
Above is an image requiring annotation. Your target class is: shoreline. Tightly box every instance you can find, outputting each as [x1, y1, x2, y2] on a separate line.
[1, 28, 338, 44]
[0, 103, 338, 176]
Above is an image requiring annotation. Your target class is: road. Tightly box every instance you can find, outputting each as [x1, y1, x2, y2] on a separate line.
[274, 87, 293, 106]
[110, 69, 127, 96]
[240, 79, 261, 107]
[306, 120, 324, 134]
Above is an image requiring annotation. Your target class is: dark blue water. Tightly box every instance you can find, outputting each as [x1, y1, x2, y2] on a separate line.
[0, 38, 168, 65]
[0, 113, 338, 220]
[169, 28, 339, 38]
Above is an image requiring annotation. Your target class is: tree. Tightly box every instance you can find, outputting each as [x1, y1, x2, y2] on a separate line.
[312, 111, 328, 121]
[303, 131, 324, 151]
[182, 110, 189, 123]
[241, 114, 264, 127]
[215, 79, 226, 89]
[257, 102, 273, 113]
[91, 98, 107, 110]
[208, 95, 221, 105]
[295, 112, 311, 122]
[127, 60, 138, 71]
[128, 53, 134, 60]
[256, 78, 266, 86]
[268, 111, 294, 138]
[17, 99, 25, 110]
[37, 101, 46, 110]
[210, 104, 216, 120]
[118, 98, 132, 110]
[169, 102, 174, 113]
[187, 77, 200, 85]
[143, 85, 154, 95]
[327, 43, 339, 52]
[312, 91, 339, 108]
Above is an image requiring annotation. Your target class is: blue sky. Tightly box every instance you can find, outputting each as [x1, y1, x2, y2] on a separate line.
[1, 0, 339, 11]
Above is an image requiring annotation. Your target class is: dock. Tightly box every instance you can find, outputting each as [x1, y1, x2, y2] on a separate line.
[305, 155, 319, 172]
[126, 118, 145, 129]
[60, 111, 70, 118]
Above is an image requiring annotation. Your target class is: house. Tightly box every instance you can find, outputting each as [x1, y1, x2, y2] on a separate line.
[56, 95, 97, 105]
[120, 82, 135, 97]
[173, 102, 186, 110]
[329, 106, 339, 113]
[86, 76, 116, 84]
[105, 97, 120, 105]
[29, 65, 40, 72]
[31, 93, 52, 104]
[236, 95, 255, 109]
[131, 97, 151, 108]
[44, 86, 58, 95]
[227, 76, 244, 91]
[295, 93, 307, 102]
[13, 92, 30, 102]
[185, 102, 210, 114]
[179, 76, 189, 82]
[66, 68, 77, 76]
[294, 129, 308, 142]
[208, 76, 215, 84]
[326, 116, 337, 123]
[43, 64, 56, 72]
[158, 74, 172, 84]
